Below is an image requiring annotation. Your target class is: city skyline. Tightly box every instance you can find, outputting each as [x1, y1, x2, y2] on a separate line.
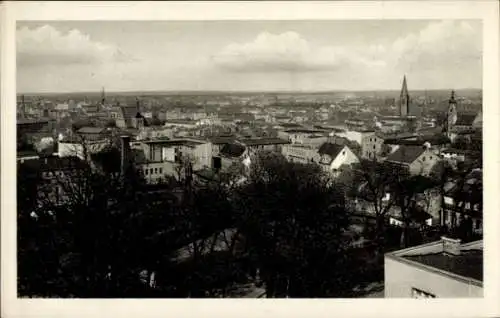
[17, 20, 482, 94]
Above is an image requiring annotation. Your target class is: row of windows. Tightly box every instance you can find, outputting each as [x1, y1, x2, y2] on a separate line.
[144, 167, 163, 176]
[411, 287, 435, 298]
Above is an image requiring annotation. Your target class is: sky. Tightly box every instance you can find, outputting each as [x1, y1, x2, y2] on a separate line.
[16, 20, 482, 93]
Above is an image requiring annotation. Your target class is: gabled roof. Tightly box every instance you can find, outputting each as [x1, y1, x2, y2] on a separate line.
[455, 113, 477, 126]
[386, 145, 426, 165]
[318, 142, 345, 158]
[220, 143, 246, 158]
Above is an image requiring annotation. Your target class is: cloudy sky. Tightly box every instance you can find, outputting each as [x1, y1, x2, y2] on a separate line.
[17, 20, 482, 93]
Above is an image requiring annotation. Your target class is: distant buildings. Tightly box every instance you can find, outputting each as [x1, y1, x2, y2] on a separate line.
[385, 237, 482, 298]
[385, 145, 439, 176]
[446, 90, 482, 141]
[317, 142, 360, 177]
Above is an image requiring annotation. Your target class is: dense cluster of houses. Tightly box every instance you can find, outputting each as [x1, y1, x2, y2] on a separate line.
[17, 77, 483, 252]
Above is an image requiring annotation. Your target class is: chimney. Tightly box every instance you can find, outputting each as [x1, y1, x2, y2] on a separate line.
[120, 135, 131, 177]
[441, 236, 461, 256]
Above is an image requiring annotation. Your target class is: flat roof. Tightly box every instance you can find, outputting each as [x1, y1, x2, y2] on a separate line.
[386, 240, 483, 285]
[404, 250, 482, 282]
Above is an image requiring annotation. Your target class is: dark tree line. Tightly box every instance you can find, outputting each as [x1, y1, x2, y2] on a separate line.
[18, 147, 377, 298]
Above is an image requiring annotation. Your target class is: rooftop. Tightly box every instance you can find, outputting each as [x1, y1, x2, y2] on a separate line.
[239, 137, 290, 146]
[404, 249, 482, 281]
[318, 142, 345, 159]
[386, 145, 426, 164]
[220, 143, 246, 158]
[455, 113, 478, 126]
[77, 126, 107, 134]
[387, 239, 483, 284]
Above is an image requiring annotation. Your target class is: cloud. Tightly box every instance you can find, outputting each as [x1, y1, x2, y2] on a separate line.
[212, 20, 481, 77]
[17, 25, 136, 67]
[391, 20, 482, 72]
[212, 31, 386, 72]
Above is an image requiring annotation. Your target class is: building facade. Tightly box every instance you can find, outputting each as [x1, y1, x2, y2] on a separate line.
[385, 238, 483, 298]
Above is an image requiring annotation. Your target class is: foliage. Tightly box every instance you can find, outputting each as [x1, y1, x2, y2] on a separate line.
[232, 151, 358, 297]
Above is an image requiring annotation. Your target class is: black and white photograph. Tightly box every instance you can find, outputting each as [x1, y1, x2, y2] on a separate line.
[2, 1, 500, 317]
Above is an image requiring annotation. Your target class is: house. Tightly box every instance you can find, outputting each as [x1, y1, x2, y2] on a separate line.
[440, 148, 481, 166]
[110, 103, 143, 129]
[76, 126, 111, 142]
[277, 129, 326, 144]
[385, 237, 482, 298]
[317, 142, 360, 177]
[281, 144, 321, 164]
[206, 135, 236, 156]
[139, 138, 213, 171]
[441, 169, 482, 235]
[446, 90, 481, 139]
[219, 143, 247, 169]
[238, 137, 290, 155]
[17, 118, 55, 147]
[336, 129, 375, 146]
[360, 131, 383, 160]
[385, 145, 439, 176]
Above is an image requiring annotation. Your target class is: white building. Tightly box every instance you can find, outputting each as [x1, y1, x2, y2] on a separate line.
[317, 142, 360, 177]
[385, 237, 482, 298]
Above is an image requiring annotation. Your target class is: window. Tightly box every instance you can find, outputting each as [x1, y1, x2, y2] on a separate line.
[411, 288, 435, 298]
[145, 169, 148, 175]
[429, 156, 432, 160]
[373, 145, 376, 150]
[342, 151, 345, 155]
[422, 156, 426, 161]
[475, 219, 481, 229]
[159, 168, 163, 174]
[150, 168, 154, 174]
[154, 168, 158, 174]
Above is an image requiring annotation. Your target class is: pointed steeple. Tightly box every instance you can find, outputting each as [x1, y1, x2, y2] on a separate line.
[399, 75, 410, 117]
[101, 86, 106, 104]
[400, 75, 409, 98]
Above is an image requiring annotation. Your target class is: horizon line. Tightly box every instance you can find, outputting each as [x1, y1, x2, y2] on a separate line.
[17, 87, 483, 96]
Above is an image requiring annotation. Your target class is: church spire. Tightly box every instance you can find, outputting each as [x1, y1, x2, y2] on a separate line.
[101, 86, 106, 104]
[401, 75, 409, 98]
[399, 75, 410, 117]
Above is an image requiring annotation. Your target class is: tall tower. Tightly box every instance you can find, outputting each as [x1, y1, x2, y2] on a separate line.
[101, 87, 106, 105]
[399, 75, 410, 117]
[446, 90, 458, 136]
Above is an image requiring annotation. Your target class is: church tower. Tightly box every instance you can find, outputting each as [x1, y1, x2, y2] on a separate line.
[446, 90, 458, 136]
[100, 87, 106, 104]
[399, 75, 410, 117]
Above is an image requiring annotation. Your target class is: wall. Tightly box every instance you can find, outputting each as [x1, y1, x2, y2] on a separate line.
[329, 146, 360, 170]
[409, 149, 439, 176]
[337, 131, 365, 145]
[137, 161, 176, 183]
[282, 145, 321, 164]
[361, 133, 382, 159]
[385, 256, 482, 298]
